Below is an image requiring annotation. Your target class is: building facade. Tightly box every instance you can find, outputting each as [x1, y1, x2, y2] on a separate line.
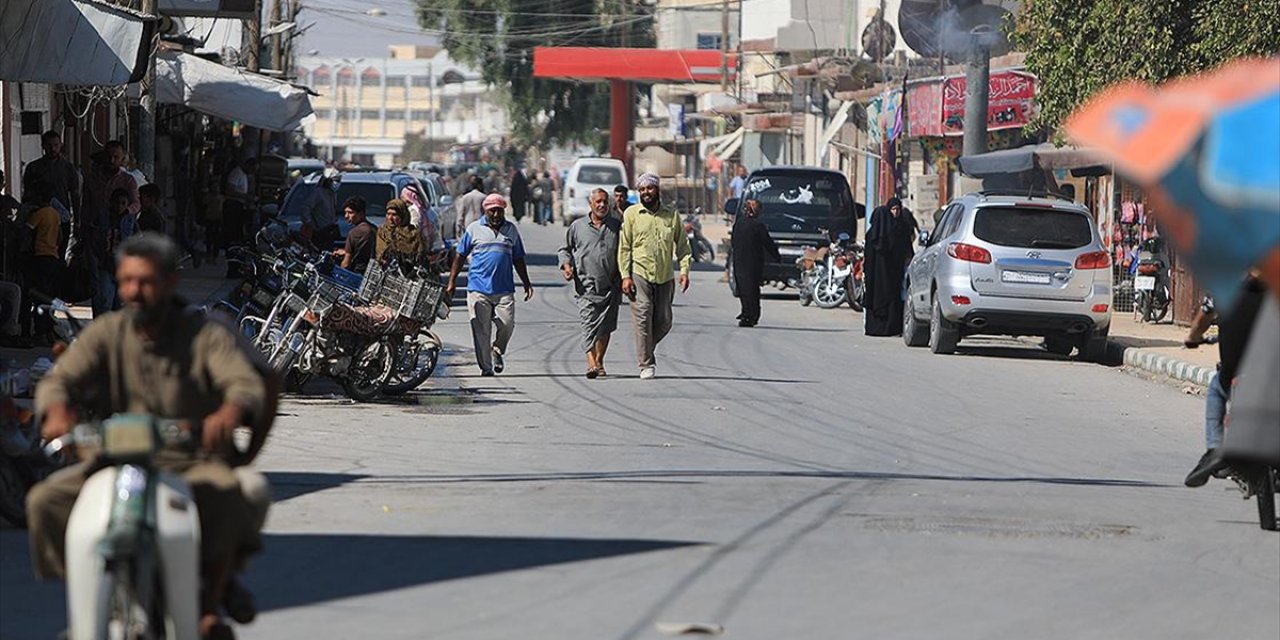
[297, 45, 508, 166]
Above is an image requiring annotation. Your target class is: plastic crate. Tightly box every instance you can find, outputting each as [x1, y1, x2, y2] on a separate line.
[358, 261, 443, 322]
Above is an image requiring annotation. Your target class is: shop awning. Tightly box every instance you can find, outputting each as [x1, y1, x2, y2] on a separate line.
[155, 51, 314, 132]
[958, 143, 1109, 176]
[0, 0, 157, 85]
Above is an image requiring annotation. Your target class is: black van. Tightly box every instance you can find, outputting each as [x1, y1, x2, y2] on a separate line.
[724, 166, 864, 294]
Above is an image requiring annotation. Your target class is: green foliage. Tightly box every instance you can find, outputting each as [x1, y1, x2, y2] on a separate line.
[416, 0, 654, 148]
[1012, 0, 1280, 131]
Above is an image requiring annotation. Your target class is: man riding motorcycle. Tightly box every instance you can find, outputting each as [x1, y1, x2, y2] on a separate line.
[26, 233, 278, 639]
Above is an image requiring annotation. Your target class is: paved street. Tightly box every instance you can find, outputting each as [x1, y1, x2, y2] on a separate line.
[2, 222, 1277, 640]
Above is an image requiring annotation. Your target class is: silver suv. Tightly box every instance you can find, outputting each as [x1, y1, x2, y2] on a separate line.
[902, 191, 1112, 360]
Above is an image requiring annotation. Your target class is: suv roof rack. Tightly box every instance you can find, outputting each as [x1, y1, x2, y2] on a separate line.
[973, 189, 1075, 203]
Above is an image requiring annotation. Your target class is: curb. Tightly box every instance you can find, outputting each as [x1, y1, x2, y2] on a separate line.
[1107, 341, 1216, 388]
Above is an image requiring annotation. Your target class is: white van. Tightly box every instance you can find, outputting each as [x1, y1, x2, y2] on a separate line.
[562, 157, 627, 225]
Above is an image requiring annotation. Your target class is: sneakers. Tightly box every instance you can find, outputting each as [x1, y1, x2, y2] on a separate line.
[480, 369, 495, 377]
[492, 349, 505, 374]
[639, 366, 656, 380]
[1185, 449, 1227, 487]
[738, 318, 757, 327]
[222, 578, 257, 624]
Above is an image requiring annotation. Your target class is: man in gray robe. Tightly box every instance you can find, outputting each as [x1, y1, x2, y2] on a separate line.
[559, 188, 623, 378]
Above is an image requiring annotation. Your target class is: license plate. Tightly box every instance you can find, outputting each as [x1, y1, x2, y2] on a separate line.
[1134, 275, 1156, 291]
[1001, 270, 1052, 285]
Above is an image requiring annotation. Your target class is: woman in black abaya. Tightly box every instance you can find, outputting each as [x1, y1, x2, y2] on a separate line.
[863, 197, 918, 336]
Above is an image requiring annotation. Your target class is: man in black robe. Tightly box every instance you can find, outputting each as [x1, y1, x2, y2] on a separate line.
[863, 196, 918, 336]
[731, 198, 780, 327]
[509, 168, 530, 222]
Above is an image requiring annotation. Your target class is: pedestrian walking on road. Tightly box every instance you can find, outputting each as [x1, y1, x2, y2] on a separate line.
[731, 198, 780, 327]
[509, 167, 530, 222]
[454, 174, 487, 239]
[559, 188, 623, 379]
[863, 197, 917, 337]
[18, 178, 63, 345]
[446, 194, 534, 377]
[618, 173, 691, 379]
[535, 172, 555, 225]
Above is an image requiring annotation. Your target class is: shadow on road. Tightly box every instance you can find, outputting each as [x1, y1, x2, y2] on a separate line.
[265, 471, 369, 503]
[953, 343, 1072, 362]
[346, 468, 1165, 488]
[245, 533, 702, 612]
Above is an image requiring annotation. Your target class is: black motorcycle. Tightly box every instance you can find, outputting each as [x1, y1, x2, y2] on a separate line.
[1133, 237, 1171, 323]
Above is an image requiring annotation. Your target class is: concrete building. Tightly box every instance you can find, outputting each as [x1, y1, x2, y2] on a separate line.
[297, 45, 508, 166]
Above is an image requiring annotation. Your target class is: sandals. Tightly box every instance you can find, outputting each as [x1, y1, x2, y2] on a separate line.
[586, 367, 599, 379]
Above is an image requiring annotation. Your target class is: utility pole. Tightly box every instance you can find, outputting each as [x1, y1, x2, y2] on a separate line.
[720, 0, 730, 92]
[736, 0, 744, 100]
[269, 0, 283, 73]
[245, 0, 263, 72]
[962, 31, 990, 159]
[139, 0, 156, 181]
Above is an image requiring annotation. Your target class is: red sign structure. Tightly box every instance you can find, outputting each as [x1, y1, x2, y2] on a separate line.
[532, 47, 737, 180]
[908, 70, 1037, 137]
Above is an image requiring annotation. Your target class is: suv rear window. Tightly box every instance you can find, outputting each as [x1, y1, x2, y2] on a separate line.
[972, 206, 1092, 249]
[578, 167, 624, 185]
[745, 173, 856, 235]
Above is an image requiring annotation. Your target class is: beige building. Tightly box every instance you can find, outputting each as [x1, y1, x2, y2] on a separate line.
[297, 45, 508, 166]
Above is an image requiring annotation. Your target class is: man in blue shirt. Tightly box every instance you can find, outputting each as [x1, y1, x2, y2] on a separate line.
[446, 193, 534, 376]
[729, 164, 748, 200]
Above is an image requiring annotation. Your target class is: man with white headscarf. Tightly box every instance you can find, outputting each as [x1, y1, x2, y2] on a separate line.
[617, 172, 691, 379]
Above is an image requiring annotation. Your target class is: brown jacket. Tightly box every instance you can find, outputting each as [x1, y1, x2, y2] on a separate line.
[35, 303, 265, 426]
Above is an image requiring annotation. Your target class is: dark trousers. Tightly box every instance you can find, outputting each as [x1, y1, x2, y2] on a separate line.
[20, 255, 62, 337]
[312, 224, 340, 251]
[738, 279, 762, 323]
[222, 200, 248, 248]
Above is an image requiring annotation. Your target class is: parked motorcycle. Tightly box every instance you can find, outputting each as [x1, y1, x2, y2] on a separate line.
[1133, 237, 1171, 323]
[684, 209, 715, 263]
[805, 232, 863, 310]
[48, 416, 215, 640]
[260, 257, 397, 402]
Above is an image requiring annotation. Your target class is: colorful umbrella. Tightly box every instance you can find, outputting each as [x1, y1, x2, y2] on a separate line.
[1065, 57, 1280, 307]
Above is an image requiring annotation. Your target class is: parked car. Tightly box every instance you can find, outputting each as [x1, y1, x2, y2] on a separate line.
[901, 190, 1112, 360]
[722, 166, 865, 295]
[562, 157, 627, 225]
[277, 170, 440, 248]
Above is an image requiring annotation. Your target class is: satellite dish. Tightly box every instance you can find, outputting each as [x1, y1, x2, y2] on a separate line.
[898, 0, 1012, 60]
[861, 16, 897, 62]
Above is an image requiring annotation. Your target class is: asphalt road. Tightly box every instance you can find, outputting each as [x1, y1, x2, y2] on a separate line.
[2, 221, 1277, 640]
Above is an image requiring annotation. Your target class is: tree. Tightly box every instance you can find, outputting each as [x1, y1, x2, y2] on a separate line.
[1011, 0, 1280, 131]
[416, 0, 654, 148]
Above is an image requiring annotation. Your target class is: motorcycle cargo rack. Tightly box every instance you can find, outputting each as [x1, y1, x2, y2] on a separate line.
[358, 261, 444, 323]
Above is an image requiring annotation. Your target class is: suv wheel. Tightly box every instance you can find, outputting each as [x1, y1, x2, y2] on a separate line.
[928, 295, 959, 355]
[1043, 335, 1075, 356]
[902, 293, 928, 347]
[1080, 326, 1110, 363]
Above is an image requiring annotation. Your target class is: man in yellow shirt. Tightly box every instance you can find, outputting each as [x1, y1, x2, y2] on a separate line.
[617, 173, 691, 379]
[21, 178, 64, 345]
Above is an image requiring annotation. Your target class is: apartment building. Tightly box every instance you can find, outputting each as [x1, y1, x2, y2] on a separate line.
[297, 45, 507, 166]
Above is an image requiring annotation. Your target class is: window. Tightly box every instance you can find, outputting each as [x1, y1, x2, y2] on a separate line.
[411, 76, 432, 87]
[385, 75, 406, 87]
[972, 206, 1093, 249]
[933, 204, 964, 244]
[333, 109, 352, 120]
[336, 69, 355, 86]
[696, 33, 722, 50]
[410, 109, 432, 121]
[312, 67, 330, 84]
[359, 109, 380, 121]
[744, 172, 856, 235]
[577, 167, 625, 185]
